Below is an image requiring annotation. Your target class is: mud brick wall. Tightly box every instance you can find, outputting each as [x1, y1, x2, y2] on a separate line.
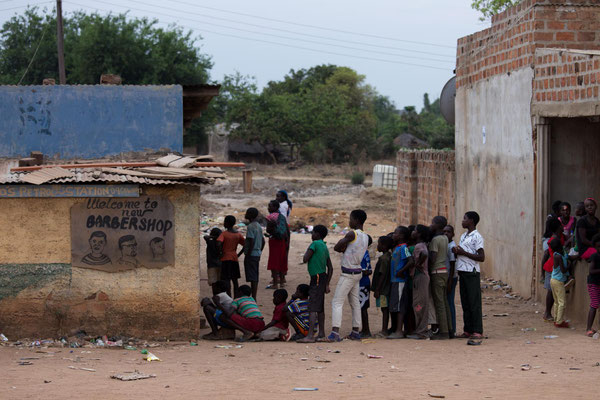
[457, 0, 600, 89]
[396, 150, 455, 227]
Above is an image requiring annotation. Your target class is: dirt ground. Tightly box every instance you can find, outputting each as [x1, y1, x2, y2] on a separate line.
[2, 165, 599, 399]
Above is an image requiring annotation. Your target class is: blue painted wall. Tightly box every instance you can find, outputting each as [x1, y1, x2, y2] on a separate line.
[0, 85, 183, 158]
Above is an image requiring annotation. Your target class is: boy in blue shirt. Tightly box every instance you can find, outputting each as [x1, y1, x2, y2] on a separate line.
[387, 226, 413, 339]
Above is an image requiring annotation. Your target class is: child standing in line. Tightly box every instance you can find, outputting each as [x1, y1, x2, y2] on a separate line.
[444, 225, 458, 334]
[541, 218, 562, 321]
[266, 200, 290, 290]
[586, 234, 600, 337]
[204, 227, 222, 296]
[359, 242, 373, 338]
[217, 216, 245, 297]
[372, 235, 394, 336]
[298, 225, 332, 343]
[258, 289, 290, 341]
[576, 198, 600, 261]
[244, 207, 264, 301]
[549, 238, 569, 328]
[286, 284, 312, 341]
[387, 226, 414, 339]
[407, 224, 431, 340]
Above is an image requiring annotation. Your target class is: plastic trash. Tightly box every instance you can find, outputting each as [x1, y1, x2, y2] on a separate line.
[96, 339, 105, 347]
[124, 345, 137, 351]
[293, 388, 318, 391]
[593, 333, 600, 340]
[544, 335, 559, 339]
[140, 349, 148, 354]
[144, 352, 161, 362]
[367, 354, 383, 359]
[521, 328, 536, 332]
[111, 371, 157, 381]
[0, 333, 8, 342]
[190, 341, 198, 346]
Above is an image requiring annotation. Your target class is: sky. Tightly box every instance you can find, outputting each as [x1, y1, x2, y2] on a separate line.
[0, 0, 488, 109]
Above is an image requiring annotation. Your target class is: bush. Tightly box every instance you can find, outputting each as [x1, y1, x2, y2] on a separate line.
[351, 172, 365, 185]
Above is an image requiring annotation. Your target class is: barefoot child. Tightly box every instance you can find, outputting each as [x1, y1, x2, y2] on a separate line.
[204, 227, 222, 296]
[372, 235, 394, 336]
[549, 238, 569, 328]
[244, 208, 264, 301]
[297, 225, 332, 343]
[201, 280, 235, 340]
[214, 285, 264, 341]
[286, 284, 311, 341]
[217, 216, 245, 296]
[387, 226, 414, 339]
[259, 289, 290, 341]
[586, 234, 600, 337]
[328, 210, 369, 342]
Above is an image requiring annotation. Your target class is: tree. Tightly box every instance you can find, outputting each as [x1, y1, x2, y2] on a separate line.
[471, 0, 519, 20]
[0, 7, 212, 85]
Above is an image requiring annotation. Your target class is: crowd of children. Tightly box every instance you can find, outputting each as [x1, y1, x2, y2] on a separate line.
[542, 198, 600, 337]
[201, 190, 489, 342]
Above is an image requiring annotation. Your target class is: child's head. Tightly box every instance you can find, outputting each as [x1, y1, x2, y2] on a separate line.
[462, 211, 480, 229]
[560, 202, 571, 218]
[312, 224, 328, 241]
[276, 190, 288, 203]
[593, 233, 600, 252]
[575, 201, 585, 217]
[443, 225, 454, 241]
[543, 218, 561, 238]
[415, 224, 431, 242]
[349, 209, 367, 229]
[245, 207, 259, 222]
[377, 235, 394, 253]
[210, 227, 222, 239]
[268, 200, 279, 214]
[585, 198, 597, 216]
[214, 280, 228, 294]
[224, 215, 236, 229]
[392, 226, 409, 245]
[236, 285, 252, 298]
[549, 237, 563, 254]
[551, 200, 563, 216]
[430, 216, 448, 233]
[273, 288, 288, 305]
[295, 284, 310, 300]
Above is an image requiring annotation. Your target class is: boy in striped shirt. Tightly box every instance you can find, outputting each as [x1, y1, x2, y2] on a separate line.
[286, 284, 312, 341]
[214, 285, 264, 341]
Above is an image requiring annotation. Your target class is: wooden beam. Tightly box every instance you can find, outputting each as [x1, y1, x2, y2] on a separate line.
[11, 161, 245, 172]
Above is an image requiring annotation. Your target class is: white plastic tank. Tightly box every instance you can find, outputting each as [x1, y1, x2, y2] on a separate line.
[372, 164, 397, 189]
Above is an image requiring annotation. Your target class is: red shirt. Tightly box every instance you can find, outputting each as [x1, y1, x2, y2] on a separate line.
[217, 231, 245, 262]
[272, 302, 289, 330]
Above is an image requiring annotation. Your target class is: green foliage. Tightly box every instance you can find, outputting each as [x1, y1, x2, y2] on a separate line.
[351, 172, 365, 185]
[0, 7, 212, 84]
[471, 0, 519, 20]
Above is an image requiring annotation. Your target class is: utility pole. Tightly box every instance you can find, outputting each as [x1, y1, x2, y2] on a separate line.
[56, 0, 66, 84]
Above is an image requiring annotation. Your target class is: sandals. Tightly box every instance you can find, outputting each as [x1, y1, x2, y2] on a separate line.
[586, 330, 596, 337]
[457, 332, 471, 339]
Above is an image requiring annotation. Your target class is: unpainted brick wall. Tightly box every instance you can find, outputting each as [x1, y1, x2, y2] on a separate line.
[457, 0, 600, 89]
[533, 48, 600, 102]
[396, 150, 455, 227]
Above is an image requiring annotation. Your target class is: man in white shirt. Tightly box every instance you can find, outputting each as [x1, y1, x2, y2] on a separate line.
[452, 211, 485, 339]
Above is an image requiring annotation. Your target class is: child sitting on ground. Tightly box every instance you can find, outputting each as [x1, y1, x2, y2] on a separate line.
[214, 284, 264, 341]
[217, 216, 245, 296]
[201, 280, 235, 340]
[372, 235, 394, 336]
[286, 284, 312, 341]
[258, 289, 290, 341]
[204, 227, 222, 296]
[297, 225, 332, 343]
[549, 238, 569, 328]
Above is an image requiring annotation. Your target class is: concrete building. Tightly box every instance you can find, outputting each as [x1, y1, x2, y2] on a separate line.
[455, 0, 600, 322]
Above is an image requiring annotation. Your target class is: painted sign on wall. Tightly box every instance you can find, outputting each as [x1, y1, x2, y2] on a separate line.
[0, 85, 183, 158]
[0, 184, 139, 198]
[70, 196, 174, 272]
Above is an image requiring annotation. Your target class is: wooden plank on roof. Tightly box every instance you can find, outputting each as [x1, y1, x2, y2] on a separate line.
[101, 167, 207, 180]
[20, 167, 74, 185]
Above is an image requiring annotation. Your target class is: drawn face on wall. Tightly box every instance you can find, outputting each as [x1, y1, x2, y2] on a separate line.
[150, 238, 165, 257]
[89, 236, 106, 255]
[121, 239, 137, 257]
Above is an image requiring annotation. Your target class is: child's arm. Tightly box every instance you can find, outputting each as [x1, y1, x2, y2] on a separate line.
[237, 235, 246, 257]
[455, 246, 485, 262]
[554, 253, 567, 273]
[397, 256, 414, 277]
[590, 257, 600, 274]
[541, 249, 549, 276]
[326, 257, 333, 293]
[334, 231, 356, 253]
[303, 247, 314, 264]
[245, 237, 255, 256]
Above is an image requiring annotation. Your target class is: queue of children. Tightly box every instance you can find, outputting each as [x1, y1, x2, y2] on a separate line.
[542, 197, 600, 337]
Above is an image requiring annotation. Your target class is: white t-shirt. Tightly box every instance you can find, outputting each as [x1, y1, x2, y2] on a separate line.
[279, 201, 289, 222]
[456, 230, 484, 273]
[216, 292, 233, 308]
[446, 240, 457, 278]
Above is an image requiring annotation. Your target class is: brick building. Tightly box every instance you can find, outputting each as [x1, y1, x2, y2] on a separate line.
[456, 0, 600, 322]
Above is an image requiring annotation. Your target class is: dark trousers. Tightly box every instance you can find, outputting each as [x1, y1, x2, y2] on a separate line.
[458, 270, 483, 334]
[447, 277, 458, 333]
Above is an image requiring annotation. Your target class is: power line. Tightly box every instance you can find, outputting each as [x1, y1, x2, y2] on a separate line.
[0, 1, 53, 12]
[164, 0, 456, 49]
[117, 0, 455, 58]
[66, 1, 452, 71]
[17, 21, 48, 84]
[79, 0, 455, 64]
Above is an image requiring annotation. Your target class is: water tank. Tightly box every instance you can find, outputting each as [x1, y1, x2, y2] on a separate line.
[372, 164, 398, 189]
